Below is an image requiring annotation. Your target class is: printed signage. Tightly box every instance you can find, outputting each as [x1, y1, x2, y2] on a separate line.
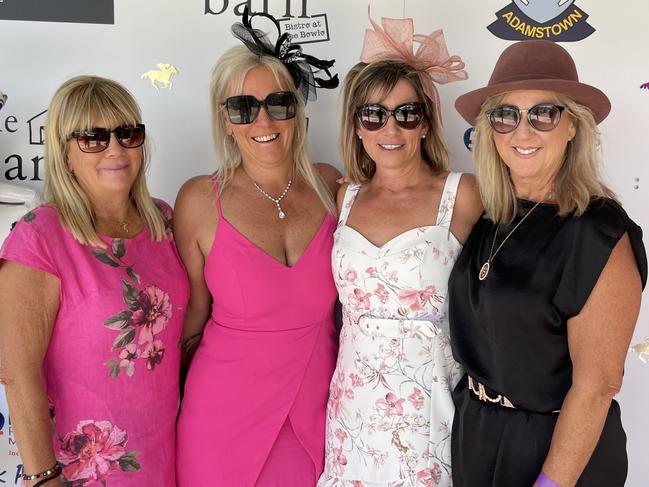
[488, 0, 594, 42]
[0, 0, 114, 25]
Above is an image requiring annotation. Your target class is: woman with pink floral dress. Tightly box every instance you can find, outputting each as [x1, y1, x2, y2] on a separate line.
[317, 14, 482, 487]
[0, 76, 188, 487]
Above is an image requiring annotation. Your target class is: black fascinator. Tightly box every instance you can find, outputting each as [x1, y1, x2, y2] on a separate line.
[231, 7, 339, 103]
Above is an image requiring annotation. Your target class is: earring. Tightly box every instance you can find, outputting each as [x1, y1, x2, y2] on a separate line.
[421, 134, 426, 139]
[358, 135, 362, 140]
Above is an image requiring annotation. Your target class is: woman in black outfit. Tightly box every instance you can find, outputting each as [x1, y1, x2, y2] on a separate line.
[449, 40, 646, 487]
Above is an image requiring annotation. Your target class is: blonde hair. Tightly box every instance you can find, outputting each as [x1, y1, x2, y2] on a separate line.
[44, 75, 166, 246]
[209, 45, 334, 213]
[473, 92, 616, 223]
[340, 61, 449, 183]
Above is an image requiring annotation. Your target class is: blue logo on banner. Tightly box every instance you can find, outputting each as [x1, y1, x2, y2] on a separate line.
[0, 411, 5, 431]
[488, 1, 594, 42]
[463, 128, 475, 151]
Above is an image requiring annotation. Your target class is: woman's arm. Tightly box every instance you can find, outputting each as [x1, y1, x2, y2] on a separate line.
[173, 177, 216, 371]
[450, 173, 483, 245]
[537, 233, 642, 487]
[0, 261, 62, 486]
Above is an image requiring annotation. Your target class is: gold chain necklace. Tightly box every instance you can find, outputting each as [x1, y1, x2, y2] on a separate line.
[478, 198, 546, 281]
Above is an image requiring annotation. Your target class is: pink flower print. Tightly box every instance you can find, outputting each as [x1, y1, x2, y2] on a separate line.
[348, 288, 372, 311]
[56, 420, 139, 484]
[399, 285, 439, 311]
[365, 266, 377, 277]
[118, 343, 139, 377]
[349, 373, 364, 388]
[332, 446, 347, 476]
[140, 339, 165, 370]
[408, 387, 425, 410]
[344, 269, 358, 283]
[374, 283, 390, 304]
[334, 428, 348, 444]
[376, 392, 405, 417]
[131, 286, 172, 344]
[329, 385, 343, 419]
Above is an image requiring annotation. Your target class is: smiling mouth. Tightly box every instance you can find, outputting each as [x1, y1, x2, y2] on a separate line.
[252, 133, 279, 143]
[102, 165, 129, 171]
[378, 144, 403, 151]
[514, 146, 540, 155]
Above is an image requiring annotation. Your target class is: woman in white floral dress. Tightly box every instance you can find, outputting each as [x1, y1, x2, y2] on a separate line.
[318, 19, 482, 487]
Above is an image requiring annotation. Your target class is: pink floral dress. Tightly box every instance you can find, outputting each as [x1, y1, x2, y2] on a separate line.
[0, 202, 189, 487]
[318, 172, 464, 487]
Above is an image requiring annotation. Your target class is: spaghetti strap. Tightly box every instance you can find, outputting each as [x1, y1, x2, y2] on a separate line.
[435, 171, 463, 229]
[338, 184, 361, 226]
[211, 175, 223, 217]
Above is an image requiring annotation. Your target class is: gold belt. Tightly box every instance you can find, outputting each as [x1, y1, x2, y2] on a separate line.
[467, 376, 515, 408]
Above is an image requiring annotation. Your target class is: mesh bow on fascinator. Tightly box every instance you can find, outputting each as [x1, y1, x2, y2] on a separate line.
[360, 7, 467, 125]
[231, 7, 339, 103]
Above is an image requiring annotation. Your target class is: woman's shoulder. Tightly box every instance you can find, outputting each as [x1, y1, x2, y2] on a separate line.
[15, 204, 63, 232]
[314, 162, 342, 195]
[574, 197, 638, 235]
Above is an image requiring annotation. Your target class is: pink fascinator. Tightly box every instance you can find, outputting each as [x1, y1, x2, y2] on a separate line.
[360, 7, 467, 125]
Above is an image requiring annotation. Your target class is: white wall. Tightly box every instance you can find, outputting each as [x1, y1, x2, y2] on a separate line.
[0, 1, 647, 485]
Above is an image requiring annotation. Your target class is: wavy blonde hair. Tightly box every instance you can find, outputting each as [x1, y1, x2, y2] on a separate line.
[44, 75, 166, 246]
[209, 45, 334, 213]
[473, 92, 616, 223]
[340, 61, 449, 183]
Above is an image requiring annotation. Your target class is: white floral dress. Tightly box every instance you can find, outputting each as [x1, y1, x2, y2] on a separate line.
[318, 172, 464, 487]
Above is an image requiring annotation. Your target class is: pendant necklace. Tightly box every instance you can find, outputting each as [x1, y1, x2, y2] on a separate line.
[248, 173, 292, 220]
[478, 197, 546, 281]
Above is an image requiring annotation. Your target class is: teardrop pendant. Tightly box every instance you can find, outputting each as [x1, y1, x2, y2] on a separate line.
[278, 210, 286, 219]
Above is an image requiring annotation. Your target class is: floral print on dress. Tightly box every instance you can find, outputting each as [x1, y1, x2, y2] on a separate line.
[56, 420, 140, 486]
[319, 175, 464, 487]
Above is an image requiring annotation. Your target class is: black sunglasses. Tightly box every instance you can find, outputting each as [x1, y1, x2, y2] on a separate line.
[486, 104, 565, 134]
[356, 102, 425, 131]
[223, 91, 297, 125]
[68, 124, 146, 153]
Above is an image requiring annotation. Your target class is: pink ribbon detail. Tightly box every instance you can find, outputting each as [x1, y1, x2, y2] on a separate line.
[360, 7, 468, 125]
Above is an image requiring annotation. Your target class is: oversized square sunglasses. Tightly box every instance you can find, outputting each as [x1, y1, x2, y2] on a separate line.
[223, 91, 297, 125]
[486, 104, 565, 134]
[68, 124, 146, 153]
[356, 102, 425, 131]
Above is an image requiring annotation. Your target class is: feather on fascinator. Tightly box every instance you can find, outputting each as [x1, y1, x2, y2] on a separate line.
[231, 7, 339, 103]
[360, 7, 467, 125]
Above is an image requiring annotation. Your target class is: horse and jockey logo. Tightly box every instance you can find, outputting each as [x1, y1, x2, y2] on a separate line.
[641, 82, 649, 90]
[141, 63, 179, 91]
[488, 0, 595, 42]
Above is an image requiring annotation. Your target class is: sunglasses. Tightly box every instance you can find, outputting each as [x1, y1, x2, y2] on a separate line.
[486, 104, 565, 134]
[68, 124, 146, 153]
[356, 102, 425, 131]
[223, 91, 297, 125]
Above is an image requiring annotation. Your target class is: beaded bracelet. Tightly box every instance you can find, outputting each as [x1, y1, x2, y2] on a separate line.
[535, 471, 562, 487]
[22, 461, 62, 484]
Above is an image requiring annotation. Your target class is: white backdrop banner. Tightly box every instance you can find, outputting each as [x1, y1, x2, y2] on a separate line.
[0, 1, 647, 485]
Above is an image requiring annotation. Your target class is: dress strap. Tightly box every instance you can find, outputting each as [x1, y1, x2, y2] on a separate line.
[211, 175, 224, 217]
[435, 172, 463, 228]
[338, 184, 361, 226]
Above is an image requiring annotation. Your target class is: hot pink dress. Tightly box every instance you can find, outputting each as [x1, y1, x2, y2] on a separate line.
[0, 202, 189, 486]
[176, 184, 338, 487]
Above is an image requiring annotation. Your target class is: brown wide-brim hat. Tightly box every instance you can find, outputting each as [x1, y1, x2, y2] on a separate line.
[455, 40, 611, 126]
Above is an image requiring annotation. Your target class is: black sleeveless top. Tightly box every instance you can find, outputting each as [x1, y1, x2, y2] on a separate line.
[449, 197, 647, 413]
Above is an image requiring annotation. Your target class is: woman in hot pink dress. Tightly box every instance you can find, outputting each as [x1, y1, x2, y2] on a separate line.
[175, 9, 340, 487]
[0, 76, 188, 487]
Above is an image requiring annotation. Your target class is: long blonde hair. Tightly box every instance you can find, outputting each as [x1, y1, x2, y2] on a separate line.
[209, 45, 334, 213]
[44, 75, 166, 246]
[473, 92, 616, 222]
[340, 61, 449, 183]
